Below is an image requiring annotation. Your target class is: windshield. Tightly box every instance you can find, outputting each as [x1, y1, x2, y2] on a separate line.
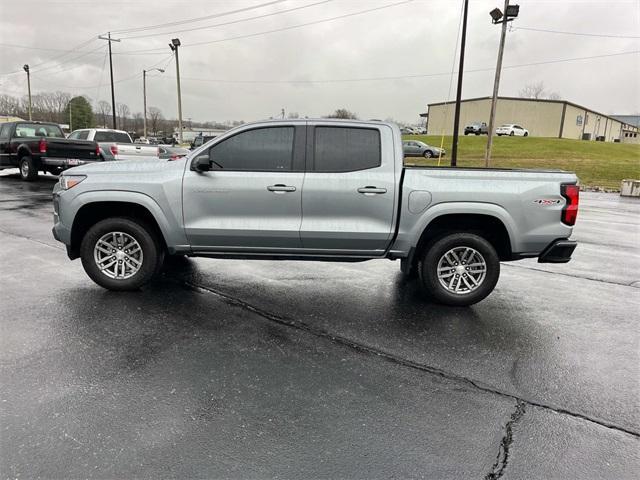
[94, 131, 131, 143]
[15, 123, 64, 138]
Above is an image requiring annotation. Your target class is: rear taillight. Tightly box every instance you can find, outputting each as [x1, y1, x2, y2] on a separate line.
[561, 183, 579, 226]
[96, 143, 101, 156]
[39, 138, 47, 154]
[109, 144, 118, 156]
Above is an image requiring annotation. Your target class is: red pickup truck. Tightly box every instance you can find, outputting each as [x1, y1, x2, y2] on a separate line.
[0, 121, 101, 181]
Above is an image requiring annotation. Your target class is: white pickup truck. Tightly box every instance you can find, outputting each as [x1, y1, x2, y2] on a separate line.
[68, 128, 159, 161]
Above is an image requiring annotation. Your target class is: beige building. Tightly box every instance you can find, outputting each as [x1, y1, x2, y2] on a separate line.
[426, 96, 638, 142]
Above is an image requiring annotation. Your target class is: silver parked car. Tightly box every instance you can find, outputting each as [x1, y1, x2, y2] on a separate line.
[403, 140, 445, 158]
[158, 146, 190, 160]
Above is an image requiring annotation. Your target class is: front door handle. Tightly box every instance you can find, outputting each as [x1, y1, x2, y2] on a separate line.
[357, 186, 387, 195]
[267, 184, 297, 193]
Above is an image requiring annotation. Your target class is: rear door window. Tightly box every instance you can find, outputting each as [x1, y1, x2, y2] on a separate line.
[0, 124, 11, 140]
[313, 127, 381, 172]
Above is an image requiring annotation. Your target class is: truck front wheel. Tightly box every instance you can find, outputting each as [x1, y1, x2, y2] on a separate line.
[418, 233, 500, 306]
[19, 156, 38, 181]
[80, 217, 163, 291]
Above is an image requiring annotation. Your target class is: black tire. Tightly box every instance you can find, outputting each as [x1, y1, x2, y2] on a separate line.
[464, 132, 469, 136]
[475, 132, 480, 136]
[509, 131, 515, 136]
[19, 156, 38, 181]
[524, 132, 528, 137]
[80, 217, 163, 291]
[418, 232, 500, 306]
[423, 150, 433, 158]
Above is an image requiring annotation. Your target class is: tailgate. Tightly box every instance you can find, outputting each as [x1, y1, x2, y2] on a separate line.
[117, 144, 159, 157]
[46, 138, 98, 160]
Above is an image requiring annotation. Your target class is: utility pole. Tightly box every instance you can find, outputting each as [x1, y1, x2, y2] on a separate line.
[450, 0, 469, 167]
[169, 38, 183, 144]
[143, 68, 165, 138]
[98, 32, 120, 129]
[485, 1, 519, 166]
[23, 64, 32, 120]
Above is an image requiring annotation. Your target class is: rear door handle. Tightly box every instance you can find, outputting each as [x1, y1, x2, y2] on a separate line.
[357, 186, 387, 195]
[267, 184, 297, 193]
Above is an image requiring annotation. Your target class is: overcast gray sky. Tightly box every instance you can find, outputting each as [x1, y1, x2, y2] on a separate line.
[0, 0, 638, 124]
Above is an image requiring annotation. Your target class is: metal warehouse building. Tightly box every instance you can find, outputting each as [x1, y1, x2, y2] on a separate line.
[426, 96, 638, 143]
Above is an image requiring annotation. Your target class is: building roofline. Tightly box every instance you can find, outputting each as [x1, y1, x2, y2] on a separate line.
[427, 96, 636, 128]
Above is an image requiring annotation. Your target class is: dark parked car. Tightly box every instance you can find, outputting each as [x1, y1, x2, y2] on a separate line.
[402, 140, 445, 158]
[464, 122, 488, 135]
[0, 121, 100, 181]
[190, 135, 216, 150]
[158, 145, 190, 160]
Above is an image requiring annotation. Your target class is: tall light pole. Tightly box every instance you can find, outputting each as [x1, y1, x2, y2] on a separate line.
[450, 0, 469, 167]
[143, 68, 165, 138]
[169, 38, 183, 144]
[23, 64, 32, 121]
[98, 32, 121, 129]
[484, 2, 519, 166]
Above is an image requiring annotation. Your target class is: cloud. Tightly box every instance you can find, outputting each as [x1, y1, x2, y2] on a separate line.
[1, 0, 638, 123]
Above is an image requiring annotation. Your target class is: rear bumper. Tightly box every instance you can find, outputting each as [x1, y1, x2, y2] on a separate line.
[538, 239, 577, 263]
[42, 157, 98, 167]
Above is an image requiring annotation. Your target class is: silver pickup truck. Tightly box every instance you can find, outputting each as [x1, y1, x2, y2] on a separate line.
[52, 119, 579, 306]
[69, 128, 159, 161]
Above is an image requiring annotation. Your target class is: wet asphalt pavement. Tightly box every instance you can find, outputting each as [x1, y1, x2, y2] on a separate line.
[1, 171, 639, 479]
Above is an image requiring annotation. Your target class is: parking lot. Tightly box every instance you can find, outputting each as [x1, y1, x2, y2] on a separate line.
[1, 171, 638, 478]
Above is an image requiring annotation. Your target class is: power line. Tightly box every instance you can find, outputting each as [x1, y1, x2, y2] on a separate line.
[0, 37, 100, 76]
[141, 49, 640, 84]
[110, 0, 289, 34]
[119, 0, 333, 40]
[516, 26, 640, 39]
[114, 0, 415, 54]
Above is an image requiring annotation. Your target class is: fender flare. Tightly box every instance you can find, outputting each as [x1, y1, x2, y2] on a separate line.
[70, 190, 188, 248]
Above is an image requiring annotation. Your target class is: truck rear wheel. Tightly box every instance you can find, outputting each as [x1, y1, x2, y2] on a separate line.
[19, 156, 38, 181]
[418, 233, 499, 306]
[80, 217, 163, 291]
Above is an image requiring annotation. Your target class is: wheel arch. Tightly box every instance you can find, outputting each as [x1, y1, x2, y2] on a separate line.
[412, 212, 514, 265]
[69, 200, 169, 259]
[16, 144, 33, 159]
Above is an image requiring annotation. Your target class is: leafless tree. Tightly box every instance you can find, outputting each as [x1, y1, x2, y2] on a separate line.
[148, 106, 163, 135]
[132, 112, 143, 134]
[96, 100, 111, 127]
[326, 108, 358, 119]
[519, 81, 561, 101]
[117, 103, 130, 131]
[0, 94, 21, 116]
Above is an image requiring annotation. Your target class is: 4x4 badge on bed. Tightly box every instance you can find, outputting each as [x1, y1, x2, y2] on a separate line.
[533, 199, 562, 206]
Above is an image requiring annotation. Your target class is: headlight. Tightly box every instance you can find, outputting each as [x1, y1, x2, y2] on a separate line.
[59, 175, 86, 190]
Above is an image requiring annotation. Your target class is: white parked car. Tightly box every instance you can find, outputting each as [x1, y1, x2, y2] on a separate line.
[496, 124, 529, 136]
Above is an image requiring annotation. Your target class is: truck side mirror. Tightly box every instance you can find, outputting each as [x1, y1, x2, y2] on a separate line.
[191, 154, 211, 172]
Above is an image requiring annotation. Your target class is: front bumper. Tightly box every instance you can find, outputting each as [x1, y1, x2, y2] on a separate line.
[538, 239, 577, 263]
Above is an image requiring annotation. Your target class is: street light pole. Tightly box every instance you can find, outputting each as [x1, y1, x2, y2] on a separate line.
[23, 64, 32, 121]
[143, 68, 164, 138]
[169, 38, 183, 144]
[485, 1, 518, 167]
[450, 0, 469, 167]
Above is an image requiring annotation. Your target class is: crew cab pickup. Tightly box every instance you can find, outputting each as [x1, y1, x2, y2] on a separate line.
[69, 128, 159, 161]
[0, 121, 100, 180]
[52, 119, 579, 306]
